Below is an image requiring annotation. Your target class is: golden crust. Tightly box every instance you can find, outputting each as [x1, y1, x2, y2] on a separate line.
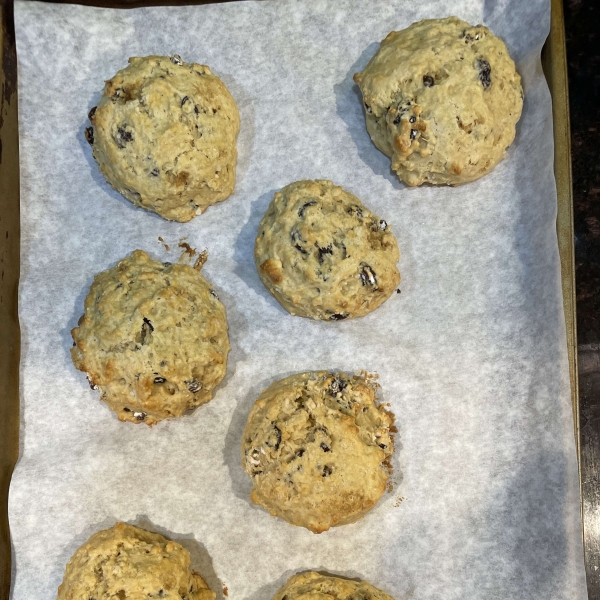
[71, 250, 230, 425]
[272, 572, 395, 600]
[254, 180, 400, 321]
[57, 523, 216, 600]
[354, 17, 523, 186]
[88, 55, 240, 222]
[241, 371, 394, 533]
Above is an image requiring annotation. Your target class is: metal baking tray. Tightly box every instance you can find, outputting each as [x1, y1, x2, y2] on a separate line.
[0, 0, 579, 597]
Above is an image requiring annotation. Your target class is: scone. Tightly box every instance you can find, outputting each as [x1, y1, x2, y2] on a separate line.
[241, 371, 394, 533]
[57, 522, 216, 600]
[272, 572, 395, 600]
[86, 55, 240, 221]
[71, 250, 230, 425]
[354, 17, 523, 186]
[255, 180, 400, 320]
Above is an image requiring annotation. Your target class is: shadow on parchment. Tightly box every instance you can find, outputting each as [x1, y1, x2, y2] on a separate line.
[333, 42, 404, 192]
[460, 448, 572, 598]
[232, 187, 288, 316]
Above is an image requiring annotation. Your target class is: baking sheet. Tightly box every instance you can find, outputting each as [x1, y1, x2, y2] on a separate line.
[9, 0, 587, 598]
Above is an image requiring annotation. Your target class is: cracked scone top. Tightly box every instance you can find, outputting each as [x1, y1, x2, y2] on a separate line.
[86, 55, 240, 222]
[57, 522, 216, 600]
[354, 17, 523, 186]
[71, 250, 230, 425]
[241, 371, 394, 533]
[255, 180, 400, 321]
[272, 572, 395, 600]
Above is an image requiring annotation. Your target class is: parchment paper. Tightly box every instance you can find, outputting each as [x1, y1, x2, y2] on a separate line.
[9, 0, 587, 598]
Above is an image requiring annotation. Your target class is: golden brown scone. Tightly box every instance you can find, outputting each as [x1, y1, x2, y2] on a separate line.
[272, 572, 395, 600]
[71, 250, 230, 426]
[86, 55, 240, 222]
[57, 522, 216, 600]
[255, 180, 400, 321]
[354, 17, 523, 186]
[241, 371, 394, 533]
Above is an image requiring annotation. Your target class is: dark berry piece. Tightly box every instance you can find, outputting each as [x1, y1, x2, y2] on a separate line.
[115, 126, 134, 148]
[123, 407, 131, 412]
[170, 54, 183, 65]
[410, 129, 418, 140]
[379, 219, 388, 231]
[347, 205, 363, 218]
[163, 262, 172, 267]
[154, 376, 166, 384]
[265, 424, 282, 451]
[322, 465, 333, 477]
[181, 96, 189, 107]
[140, 317, 154, 344]
[320, 442, 331, 452]
[295, 449, 305, 458]
[186, 379, 203, 393]
[88, 106, 97, 121]
[150, 168, 159, 176]
[210, 290, 219, 299]
[113, 87, 125, 99]
[364, 103, 372, 114]
[477, 59, 492, 89]
[85, 127, 94, 145]
[393, 114, 401, 125]
[134, 411, 147, 421]
[359, 264, 377, 287]
[316, 244, 333, 264]
[298, 200, 317, 217]
[329, 313, 349, 321]
[409, 116, 416, 123]
[328, 375, 348, 396]
[423, 75, 434, 87]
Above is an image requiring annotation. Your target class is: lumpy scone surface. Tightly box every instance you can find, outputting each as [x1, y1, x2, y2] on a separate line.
[255, 180, 400, 321]
[71, 250, 230, 425]
[87, 55, 240, 222]
[272, 572, 395, 600]
[354, 17, 523, 186]
[57, 522, 216, 600]
[242, 371, 394, 533]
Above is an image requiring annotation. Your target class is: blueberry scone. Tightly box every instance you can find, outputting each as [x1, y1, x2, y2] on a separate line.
[57, 522, 216, 600]
[86, 55, 240, 222]
[71, 250, 230, 425]
[354, 17, 523, 186]
[241, 371, 394, 533]
[255, 180, 400, 321]
[272, 572, 395, 600]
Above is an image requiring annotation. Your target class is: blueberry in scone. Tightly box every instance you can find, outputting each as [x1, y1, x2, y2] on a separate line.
[241, 371, 394, 533]
[71, 250, 230, 425]
[87, 55, 240, 221]
[255, 180, 400, 321]
[354, 17, 523, 186]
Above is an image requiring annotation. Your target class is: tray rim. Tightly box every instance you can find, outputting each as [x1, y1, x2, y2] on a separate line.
[0, 0, 580, 598]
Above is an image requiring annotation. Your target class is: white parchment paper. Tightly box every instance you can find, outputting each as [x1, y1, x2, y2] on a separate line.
[10, 0, 587, 598]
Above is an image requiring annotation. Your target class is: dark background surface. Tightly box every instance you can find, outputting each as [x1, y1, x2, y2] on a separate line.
[565, 0, 600, 597]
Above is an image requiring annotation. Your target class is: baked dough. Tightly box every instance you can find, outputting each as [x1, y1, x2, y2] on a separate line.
[272, 572, 395, 600]
[354, 17, 523, 186]
[57, 522, 216, 600]
[71, 250, 230, 425]
[86, 55, 240, 222]
[255, 180, 400, 321]
[241, 371, 394, 533]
